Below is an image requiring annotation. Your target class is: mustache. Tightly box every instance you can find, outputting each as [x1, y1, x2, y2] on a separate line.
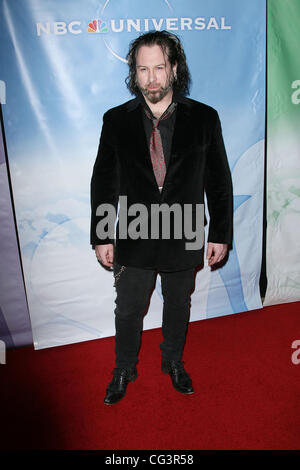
[142, 81, 172, 93]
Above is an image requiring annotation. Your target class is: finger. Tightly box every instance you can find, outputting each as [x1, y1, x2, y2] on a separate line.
[208, 252, 217, 265]
[107, 247, 114, 264]
[105, 257, 113, 267]
[99, 258, 112, 268]
[104, 250, 113, 267]
[208, 257, 217, 266]
[210, 250, 226, 265]
[206, 245, 213, 259]
[97, 252, 110, 266]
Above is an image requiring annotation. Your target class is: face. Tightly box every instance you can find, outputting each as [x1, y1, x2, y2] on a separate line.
[135, 44, 177, 104]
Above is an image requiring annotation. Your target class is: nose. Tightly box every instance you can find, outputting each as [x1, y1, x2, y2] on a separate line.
[148, 68, 157, 84]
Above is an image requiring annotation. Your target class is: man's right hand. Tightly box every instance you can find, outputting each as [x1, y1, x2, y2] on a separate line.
[95, 244, 114, 268]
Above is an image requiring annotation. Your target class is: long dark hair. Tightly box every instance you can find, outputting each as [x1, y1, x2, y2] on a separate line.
[125, 30, 191, 96]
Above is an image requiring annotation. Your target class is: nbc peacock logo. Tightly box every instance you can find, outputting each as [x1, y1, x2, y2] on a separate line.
[88, 19, 109, 33]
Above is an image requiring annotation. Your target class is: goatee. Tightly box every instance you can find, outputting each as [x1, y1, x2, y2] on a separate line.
[138, 72, 175, 104]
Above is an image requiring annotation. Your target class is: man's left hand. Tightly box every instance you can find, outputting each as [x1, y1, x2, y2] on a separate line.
[206, 242, 228, 267]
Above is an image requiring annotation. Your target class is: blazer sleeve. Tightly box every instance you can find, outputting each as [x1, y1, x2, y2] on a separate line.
[90, 111, 120, 246]
[204, 111, 233, 245]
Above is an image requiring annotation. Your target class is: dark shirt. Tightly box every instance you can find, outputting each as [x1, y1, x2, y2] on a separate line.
[139, 93, 177, 170]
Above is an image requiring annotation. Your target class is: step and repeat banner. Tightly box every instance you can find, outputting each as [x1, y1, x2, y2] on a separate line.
[0, 0, 266, 349]
[264, 0, 300, 306]
[0, 103, 32, 349]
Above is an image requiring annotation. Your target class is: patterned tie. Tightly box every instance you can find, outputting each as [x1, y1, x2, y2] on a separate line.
[144, 102, 177, 192]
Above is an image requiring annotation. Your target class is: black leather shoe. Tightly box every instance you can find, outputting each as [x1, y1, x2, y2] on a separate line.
[104, 367, 137, 405]
[162, 359, 194, 394]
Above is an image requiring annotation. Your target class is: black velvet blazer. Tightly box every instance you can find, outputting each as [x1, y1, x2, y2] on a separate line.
[90, 94, 233, 271]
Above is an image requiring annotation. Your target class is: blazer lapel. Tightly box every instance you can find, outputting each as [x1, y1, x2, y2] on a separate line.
[126, 101, 161, 190]
[170, 100, 192, 157]
[162, 101, 192, 186]
[126, 100, 152, 166]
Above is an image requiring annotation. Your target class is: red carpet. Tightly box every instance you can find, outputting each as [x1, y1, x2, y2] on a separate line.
[1, 301, 300, 450]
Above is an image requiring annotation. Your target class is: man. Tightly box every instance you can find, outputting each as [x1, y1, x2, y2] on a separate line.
[90, 31, 233, 405]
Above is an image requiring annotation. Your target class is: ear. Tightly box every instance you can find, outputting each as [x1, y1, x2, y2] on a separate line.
[172, 62, 178, 78]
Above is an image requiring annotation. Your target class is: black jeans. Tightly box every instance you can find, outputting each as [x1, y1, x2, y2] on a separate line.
[113, 261, 195, 369]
